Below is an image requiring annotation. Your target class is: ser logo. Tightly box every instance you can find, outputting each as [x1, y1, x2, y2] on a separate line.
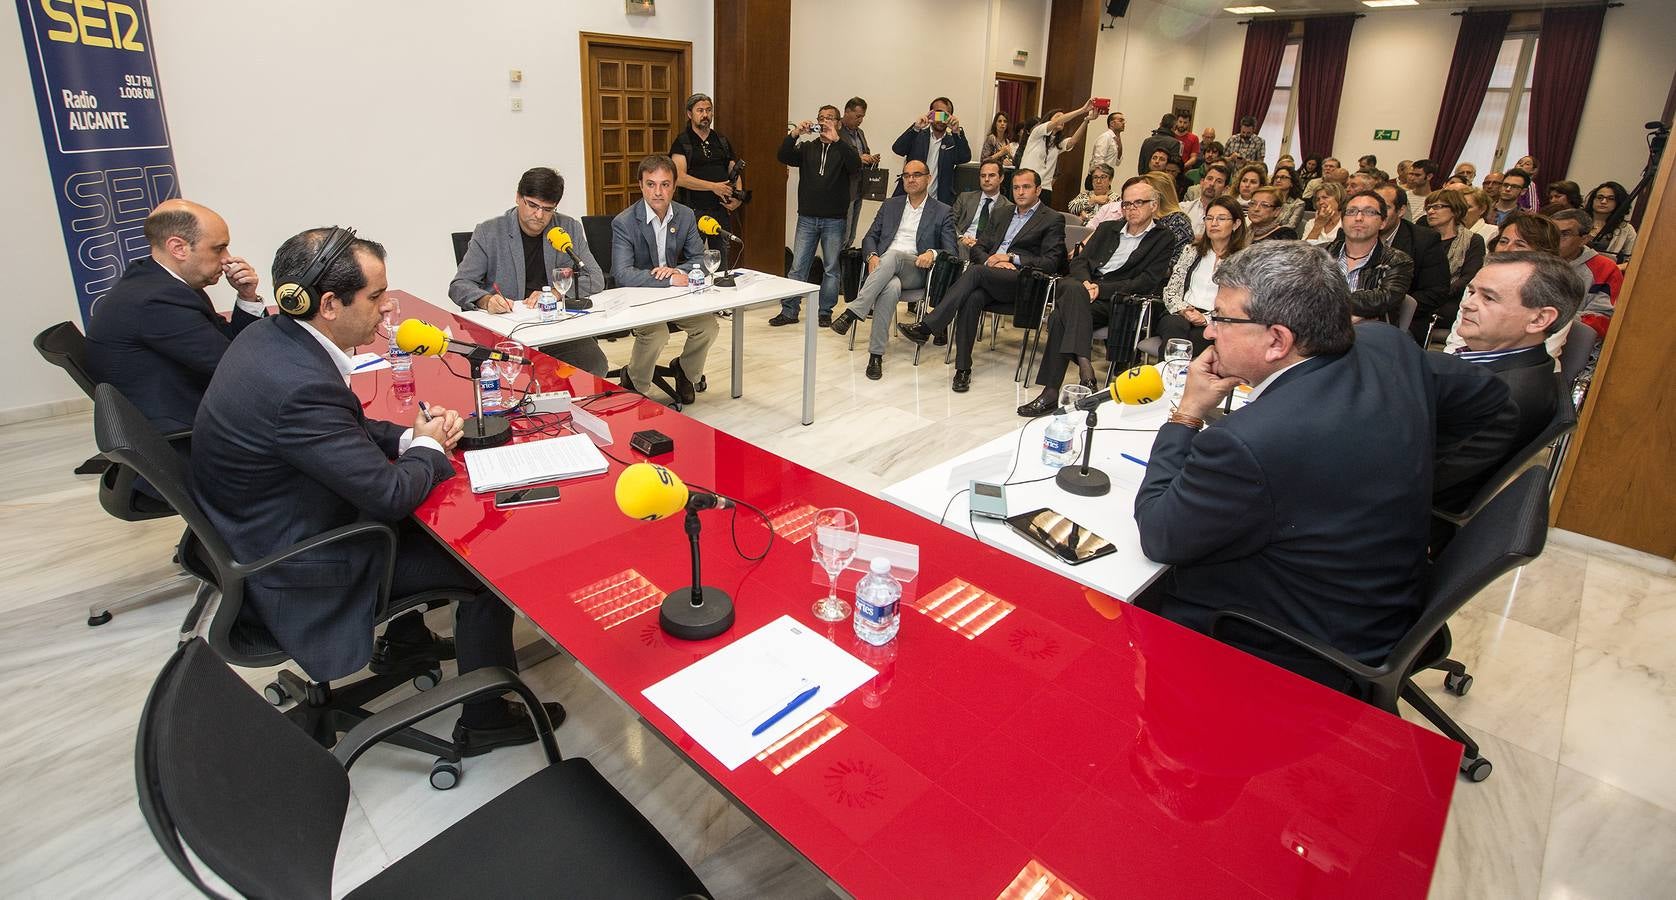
[41, 0, 147, 52]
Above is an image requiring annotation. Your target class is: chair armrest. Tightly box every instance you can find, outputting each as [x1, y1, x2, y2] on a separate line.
[331, 667, 559, 770]
[163, 428, 193, 443]
[234, 521, 396, 578]
[1210, 607, 1382, 683]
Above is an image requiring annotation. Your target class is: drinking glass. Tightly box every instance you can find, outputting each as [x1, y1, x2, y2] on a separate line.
[811, 508, 860, 622]
[552, 266, 575, 303]
[1162, 338, 1193, 401]
[702, 248, 722, 281]
[1058, 382, 1093, 409]
[495, 340, 528, 393]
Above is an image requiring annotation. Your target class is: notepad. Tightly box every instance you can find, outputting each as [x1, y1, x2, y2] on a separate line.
[462, 433, 608, 492]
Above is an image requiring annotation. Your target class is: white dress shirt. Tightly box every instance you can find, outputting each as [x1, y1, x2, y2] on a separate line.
[296, 319, 443, 456]
[1099, 221, 1155, 275]
[888, 195, 926, 256]
[645, 203, 674, 267]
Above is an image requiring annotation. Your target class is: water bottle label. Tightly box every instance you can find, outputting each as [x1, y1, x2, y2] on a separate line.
[480, 376, 500, 393]
[856, 597, 897, 623]
[1043, 436, 1072, 455]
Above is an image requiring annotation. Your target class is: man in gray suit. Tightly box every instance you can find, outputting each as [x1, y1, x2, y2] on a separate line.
[448, 167, 607, 375]
[610, 155, 718, 402]
[951, 160, 1014, 249]
[830, 160, 956, 380]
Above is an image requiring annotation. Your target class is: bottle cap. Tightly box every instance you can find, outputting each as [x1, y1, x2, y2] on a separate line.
[869, 556, 892, 575]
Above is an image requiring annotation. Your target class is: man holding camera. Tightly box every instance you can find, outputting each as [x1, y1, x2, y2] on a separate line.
[671, 93, 744, 245]
[773, 105, 862, 327]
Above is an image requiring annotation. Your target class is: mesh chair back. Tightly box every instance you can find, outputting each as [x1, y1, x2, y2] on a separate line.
[581, 215, 616, 287]
[33, 321, 99, 399]
[1558, 320, 1599, 390]
[93, 385, 231, 571]
[451, 231, 472, 266]
[1454, 379, 1576, 518]
[137, 638, 349, 899]
[1396, 295, 1419, 332]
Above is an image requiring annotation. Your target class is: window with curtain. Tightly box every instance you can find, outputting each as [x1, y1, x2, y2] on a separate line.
[1258, 41, 1300, 168]
[1458, 32, 1537, 176]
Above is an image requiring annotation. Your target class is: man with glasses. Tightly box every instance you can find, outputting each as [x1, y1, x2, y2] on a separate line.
[1019, 176, 1175, 416]
[1246, 187, 1296, 241]
[450, 166, 607, 375]
[772, 105, 862, 327]
[1489, 168, 1529, 226]
[1132, 240, 1509, 688]
[1374, 182, 1448, 341]
[891, 96, 972, 206]
[1325, 191, 1413, 323]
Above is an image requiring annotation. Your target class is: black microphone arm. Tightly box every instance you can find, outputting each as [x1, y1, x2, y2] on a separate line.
[686, 491, 734, 512]
[447, 338, 530, 365]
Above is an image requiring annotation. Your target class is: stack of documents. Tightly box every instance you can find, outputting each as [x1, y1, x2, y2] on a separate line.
[463, 433, 608, 492]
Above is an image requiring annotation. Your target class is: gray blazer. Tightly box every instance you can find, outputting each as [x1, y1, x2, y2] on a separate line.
[448, 208, 605, 310]
[610, 199, 706, 287]
[859, 194, 957, 260]
[951, 190, 1014, 238]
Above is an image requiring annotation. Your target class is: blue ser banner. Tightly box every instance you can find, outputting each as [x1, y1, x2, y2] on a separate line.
[14, 0, 179, 323]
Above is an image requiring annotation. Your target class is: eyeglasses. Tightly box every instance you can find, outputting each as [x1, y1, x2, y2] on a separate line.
[1119, 199, 1157, 210]
[1202, 215, 1237, 224]
[1207, 314, 1264, 326]
[1343, 208, 1383, 219]
[519, 197, 558, 215]
[1424, 203, 1451, 211]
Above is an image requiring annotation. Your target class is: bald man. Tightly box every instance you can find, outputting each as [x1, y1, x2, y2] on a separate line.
[86, 199, 267, 434]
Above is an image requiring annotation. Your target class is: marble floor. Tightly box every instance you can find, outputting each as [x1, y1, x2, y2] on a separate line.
[2, 307, 1673, 898]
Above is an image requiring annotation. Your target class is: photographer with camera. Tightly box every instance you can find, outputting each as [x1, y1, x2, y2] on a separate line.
[772, 105, 862, 327]
[671, 93, 745, 245]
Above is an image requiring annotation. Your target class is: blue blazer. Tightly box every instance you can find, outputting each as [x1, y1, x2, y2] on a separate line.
[859, 194, 958, 260]
[191, 315, 454, 681]
[85, 257, 262, 432]
[891, 125, 973, 205]
[609, 199, 706, 287]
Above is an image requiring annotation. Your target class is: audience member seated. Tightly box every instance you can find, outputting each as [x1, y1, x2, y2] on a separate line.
[1449, 184, 1501, 246]
[1358, 153, 1378, 172]
[1585, 181, 1637, 262]
[1088, 111, 1125, 173]
[1514, 155, 1541, 209]
[1018, 101, 1095, 207]
[1142, 172, 1196, 251]
[891, 96, 972, 206]
[1223, 116, 1265, 167]
[1184, 163, 1230, 236]
[1304, 182, 1346, 246]
[831, 160, 957, 381]
[1443, 212, 1566, 354]
[1346, 169, 1379, 196]
[1301, 156, 1344, 201]
[1017, 176, 1176, 417]
[895, 168, 1065, 393]
[86, 199, 266, 436]
[1553, 209, 1624, 340]
[1269, 166, 1305, 230]
[1067, 163, 1117, 223]
[1144, 148, 1172, 176]
[953, 161, 1014, 255]
[1136, 112, 1184, 178]
[1402, 159, 1439, 222]
[1420, 189, 1486, 338]
[449, 167, 607, 375]
[1546, 180, 1582, 211]
[1155, 195, 1250, 356]
[1246, 187, 1297, 243]
[1326, 191, 1414, 323]
[1434, 251, 1580, 512]
[1231, 164, 1264, 208]
[775, 105, 862, 327]
[1185, 141, 1224, 188]
[608, 155, 720, 402]
[1489, 168, 1530, 226]
[195, 228, 558, 754]
[1374, 182, 1449, 341]
[1482, 170, 1504, 197]
[981, 112, 1015, 167]
[1453, 161, 1478, 185]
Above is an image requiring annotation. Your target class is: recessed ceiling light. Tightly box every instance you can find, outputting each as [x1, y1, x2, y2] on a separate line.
[1224, 5, 1276, 13]
[1362, 0, 1421, 7]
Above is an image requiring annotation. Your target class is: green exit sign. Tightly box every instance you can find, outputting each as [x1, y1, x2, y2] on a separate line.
[1373, 129, 1401, 141]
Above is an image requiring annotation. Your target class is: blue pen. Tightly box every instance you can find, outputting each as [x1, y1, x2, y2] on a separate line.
[352, 356, 386, 371]
[1121, 452, 1148, 467]
[751, 684, 820, 737]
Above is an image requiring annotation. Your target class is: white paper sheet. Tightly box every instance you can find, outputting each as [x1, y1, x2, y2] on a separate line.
[642, 615, 877, 770]
[462, 433, 608, 492]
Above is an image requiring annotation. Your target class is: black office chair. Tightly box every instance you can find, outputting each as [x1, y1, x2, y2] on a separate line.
[1435, 377, 1576, 527]
[451, 231, 472, 266]
[137, 639, 712, 899]
[1213, 466, 1553, 782]
[94, 385, 470, 785]
[34, 321, 197, 627]
[579, 214, 618, 290]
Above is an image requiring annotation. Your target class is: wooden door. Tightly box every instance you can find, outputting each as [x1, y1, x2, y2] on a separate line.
[579, 34, 691, 217]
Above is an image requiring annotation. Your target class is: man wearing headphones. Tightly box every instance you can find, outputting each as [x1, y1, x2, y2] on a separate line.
[193, 227, 562, 755]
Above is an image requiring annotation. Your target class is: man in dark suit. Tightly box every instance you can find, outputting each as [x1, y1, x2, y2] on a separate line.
[831, 160, 957, 379]
[1433, 251, 1579, 512]
[1020, 176, 1176, 416]
[86, 199, 266, 434]
[1133, 241, 1509, 688]
[890, 96, 973, 205]
[896, 168, 1065, 392]
[950, 161, 1014, 243]
[609, 154, 718, 402]
[1375, 182, 1449, 342]
[193, 228, 559, 755]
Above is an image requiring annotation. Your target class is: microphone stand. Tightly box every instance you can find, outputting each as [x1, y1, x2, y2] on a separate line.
[712, 236, 742, 288]
[1055, 407, 1111, 497]
[659, 506, 736, 640]
[458, 347, 512, 450]
[557, 260, 593, 311]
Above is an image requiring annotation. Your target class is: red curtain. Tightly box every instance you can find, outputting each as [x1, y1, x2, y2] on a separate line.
[996, 80, 1025, 138]
[1426, 10, 1511, 190]
[1233, 19, 1291, 131]
[1294, 16, 1356, 161]
[1527, 5, 1607, 183]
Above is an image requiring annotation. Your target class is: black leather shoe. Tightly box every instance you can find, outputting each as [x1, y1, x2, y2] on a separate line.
[1017, 395, 1058, 418]
[933, 329, 949, 347]
[865, 354, 883, 380]
[453, 701, 567, 757]
[818, 312, 833, 328]
[368, 634, 455, 675]
[670, 359, 697, 405]
[618, 370, 644, 395]
[897, 323, 931, 344]
[952, 369, 972, 392]
[831, 309, 860, 335]
[768, 313, 799, 327]
[1080, 376, 1100, 392]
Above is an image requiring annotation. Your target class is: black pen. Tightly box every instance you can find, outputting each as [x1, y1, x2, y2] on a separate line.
[418, 400, 433, 422]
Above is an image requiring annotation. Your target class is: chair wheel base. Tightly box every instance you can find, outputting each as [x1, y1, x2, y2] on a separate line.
[1444, 672, 1473, 696]
[430, 758, 462, 790]
[263, 682, 289, 706]
[87, 611, 113, 627]
[1461, 756, 1492, 782]
[413, 667, 442, 691]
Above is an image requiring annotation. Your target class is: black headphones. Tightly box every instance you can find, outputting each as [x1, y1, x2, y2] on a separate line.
[276, 226, 358, 317]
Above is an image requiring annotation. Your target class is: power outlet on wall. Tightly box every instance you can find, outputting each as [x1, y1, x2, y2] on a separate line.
[510, 98, 523, 112]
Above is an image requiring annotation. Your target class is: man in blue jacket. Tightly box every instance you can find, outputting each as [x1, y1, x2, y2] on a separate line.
[891, 97, 973, 206]
[610, 155, 719, 402]
[830, 160, 956, 380]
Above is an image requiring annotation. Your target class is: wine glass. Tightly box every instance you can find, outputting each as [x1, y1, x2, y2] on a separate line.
[702, 248, 722, 282]
[552, 266, 575, 303]
[1162, 338, 1193, 402]
[495, 340, 528, 392]
[811, 508, 859, 622]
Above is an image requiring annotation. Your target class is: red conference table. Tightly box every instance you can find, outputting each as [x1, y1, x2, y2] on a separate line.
[362, 293, 1462, 899]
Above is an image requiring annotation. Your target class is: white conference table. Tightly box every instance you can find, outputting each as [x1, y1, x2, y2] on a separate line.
[452, 269, 822, 423]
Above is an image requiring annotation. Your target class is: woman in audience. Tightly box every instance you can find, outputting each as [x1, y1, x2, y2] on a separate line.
[1546, 180, 1582, 211]
[1585, 180, 1637, 262]
[1445, 174, 1472, 188]
[1156, 195, 1248, 354]
[1067, 164, 1116, 223]
[1018, 104, 1095, 206]
[1490, 212, 1560, 255]
[981, 113, 1014, 166]
[1270, 165, 1305, 230]
[1422, 189, 1485, 336]
[1232, 164, 1264, 208]
[1454, 186, 1500, 246]
[1299, 155, 1322, 187]
[1304, 182, 1345, 245]
[1514, 155, 1540, 209]
[1276, 154, 1296, 172]
[1143, 171, 1195, 252]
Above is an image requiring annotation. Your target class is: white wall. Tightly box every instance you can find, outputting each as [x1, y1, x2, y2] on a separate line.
[3, 0, 712, 420]
[1570, 0, 1675, 193]
[1086, 0, 1225, 176]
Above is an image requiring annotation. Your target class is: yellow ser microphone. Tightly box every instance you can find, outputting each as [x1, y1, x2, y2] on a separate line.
[615, 463, 690, 521]
[696, 215, 742, 243]
[1112, 365, 1165, 405]
[394, 319, 529, 364]
[616, 462, 739, 640]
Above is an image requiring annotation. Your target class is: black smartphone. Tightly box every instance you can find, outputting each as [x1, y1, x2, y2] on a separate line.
[1005, 508, 1117, 565]
[494, 486, 560, 509]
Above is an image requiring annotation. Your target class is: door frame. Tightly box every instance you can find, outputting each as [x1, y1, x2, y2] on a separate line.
[577, 32, 692, 216]
[995, 72, 1042, 126]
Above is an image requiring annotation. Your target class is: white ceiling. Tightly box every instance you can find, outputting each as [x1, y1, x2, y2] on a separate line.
[1147, 0, 1594, 18]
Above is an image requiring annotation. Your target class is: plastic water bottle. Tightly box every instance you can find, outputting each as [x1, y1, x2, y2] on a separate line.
[478, 360, 503, 413]
[853, 556, 901, 645]
[537, 284, 559, 324]
[688, 263, 706, 289]
[1042, 414, 1076, 468]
